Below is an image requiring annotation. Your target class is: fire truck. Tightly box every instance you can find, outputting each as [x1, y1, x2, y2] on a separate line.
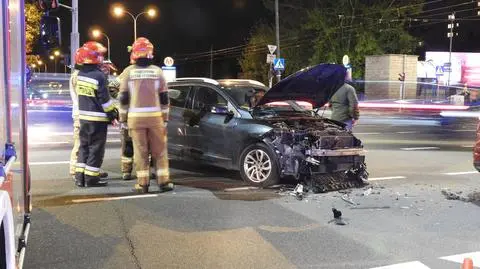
[0, 0, 32, 268]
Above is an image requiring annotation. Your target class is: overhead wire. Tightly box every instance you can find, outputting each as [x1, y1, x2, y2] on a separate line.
[175, 1, 479, 64]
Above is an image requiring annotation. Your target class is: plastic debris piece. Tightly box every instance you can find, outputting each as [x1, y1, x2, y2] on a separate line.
[363, 188, 373, 196]
[341, 194, 358, 206]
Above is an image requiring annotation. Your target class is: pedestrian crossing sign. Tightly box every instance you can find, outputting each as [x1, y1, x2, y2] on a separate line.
[273, 58, 285, 71]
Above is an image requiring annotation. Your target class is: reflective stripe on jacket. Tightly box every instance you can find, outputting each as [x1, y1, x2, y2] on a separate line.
[118, 64, 169, 128]
[76, 65, 115, 122]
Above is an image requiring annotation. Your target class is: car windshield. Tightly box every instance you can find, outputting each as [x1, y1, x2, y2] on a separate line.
[222, 86, 312, 112]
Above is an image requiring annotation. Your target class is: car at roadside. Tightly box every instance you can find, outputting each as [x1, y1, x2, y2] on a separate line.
[166, 64, 368, 192]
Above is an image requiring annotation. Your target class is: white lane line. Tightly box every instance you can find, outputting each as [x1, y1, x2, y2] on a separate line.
[396, 131, 418, 134]
[452, 129, 476, 132]
[72, 194, 159, 203]
[400, 147, 440, 151]
[29, 141, 70, 145]
[29, 139, 121, 145]
[355, 132, 382, 135]
[369, 176, 406, 181]
[440, 251, 480, 266]
[444, 171, 478, 176]
[224, 186, 260, 192]
[30, 161, 70, 165]
[370, 261, 431, 269]
[462, 145, 474, 148]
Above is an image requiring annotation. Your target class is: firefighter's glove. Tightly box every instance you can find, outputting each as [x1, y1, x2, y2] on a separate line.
[120, 122, 128, 131]
[107, 108, 119, 123]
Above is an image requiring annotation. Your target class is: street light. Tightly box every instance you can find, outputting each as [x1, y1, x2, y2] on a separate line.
[38, 60, 47, 72]
[92, 29, 111, 60]
[50, 55, 58, 73]
[54, 50, 60, 57]
[112, 4, 157, 41]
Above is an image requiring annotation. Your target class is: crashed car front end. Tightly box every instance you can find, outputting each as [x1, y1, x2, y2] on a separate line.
[249, 63, 369, 192]
[260, 117, 368, 193]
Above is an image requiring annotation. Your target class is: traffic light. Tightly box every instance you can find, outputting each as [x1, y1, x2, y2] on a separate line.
[398, 72, 405, 81]
[38, 0, 59, 11]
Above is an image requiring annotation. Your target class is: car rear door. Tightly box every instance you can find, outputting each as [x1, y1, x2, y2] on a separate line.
[167, 85, 192, 157]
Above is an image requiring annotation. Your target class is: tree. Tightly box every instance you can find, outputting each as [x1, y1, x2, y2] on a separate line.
[304, 0, 424, 78]
[238, 22, 313, 84]
[25, 3, 42, 66]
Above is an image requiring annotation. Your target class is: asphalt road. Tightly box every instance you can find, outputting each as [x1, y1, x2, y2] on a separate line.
[23, 108, 480, 269]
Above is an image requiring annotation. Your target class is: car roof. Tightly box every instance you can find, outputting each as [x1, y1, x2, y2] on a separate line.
[216, 79, 268, 90]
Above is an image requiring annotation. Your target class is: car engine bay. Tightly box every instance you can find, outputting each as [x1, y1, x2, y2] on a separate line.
[262, 118, 369, 193]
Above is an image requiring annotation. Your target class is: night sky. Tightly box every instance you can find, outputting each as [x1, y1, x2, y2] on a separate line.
[50, 0, 270, 78]
[47, 0, 479, 77]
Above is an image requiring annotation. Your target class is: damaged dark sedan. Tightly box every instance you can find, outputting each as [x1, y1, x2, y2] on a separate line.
[167, 64, 368, 193]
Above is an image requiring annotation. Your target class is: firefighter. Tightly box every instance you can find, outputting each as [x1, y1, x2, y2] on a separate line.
[74, 42, 118, 187]
[111, 64, 136, 181]
[118, 37, 173, 194]
[69, 48, 108, 180]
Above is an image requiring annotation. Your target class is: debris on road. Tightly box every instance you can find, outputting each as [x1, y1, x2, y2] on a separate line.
[363, 188, 373, 196]
[329, 208, 347, 225]
[341, 194, 359, 206]
[441, 189, 470, 202]
[294, 184, 305, 201]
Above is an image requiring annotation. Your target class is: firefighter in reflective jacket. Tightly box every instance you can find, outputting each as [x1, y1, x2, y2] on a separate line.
[74, 42, 117, 187]
[119, 37, 173, 193]
[69, 50, 110, 180]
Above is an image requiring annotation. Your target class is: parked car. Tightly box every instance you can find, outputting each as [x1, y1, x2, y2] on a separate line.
[166, 64, 368, 192]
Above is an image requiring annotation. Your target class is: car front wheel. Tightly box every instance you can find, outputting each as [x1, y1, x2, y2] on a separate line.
[239, 143, 279, 187]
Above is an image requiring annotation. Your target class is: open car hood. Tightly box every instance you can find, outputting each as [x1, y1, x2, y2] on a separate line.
[255, 63, 347, 109]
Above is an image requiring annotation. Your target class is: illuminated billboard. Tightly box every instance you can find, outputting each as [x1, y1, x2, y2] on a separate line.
[425, 51, 480, 87]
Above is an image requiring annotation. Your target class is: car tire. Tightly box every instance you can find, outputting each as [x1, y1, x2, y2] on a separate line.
[239, 143, 279, 187]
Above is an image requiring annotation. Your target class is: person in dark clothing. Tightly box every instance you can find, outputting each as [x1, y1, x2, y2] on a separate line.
[74, 42, 117, 187]
[330, 82, 360, 132]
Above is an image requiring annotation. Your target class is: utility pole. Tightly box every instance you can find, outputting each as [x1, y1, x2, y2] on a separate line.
[210, 45, 213, 78]
[447, 12, 457, 86]
[59, 0, 79, 74]
[275, 0, 281, 82]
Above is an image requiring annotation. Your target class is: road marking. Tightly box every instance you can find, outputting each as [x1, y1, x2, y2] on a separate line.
[440, 251, 480, 266]
[444, 171, 477, 176]
[369, 176, 406, 181]
[370, 261, 431, 269]
[224, 186, 260, 192]
[29, 141, 70, 145]
[400, 147, 440, 151]
[355, 132, 381, 135]
[462, 145, 474, 148]
[72, 194, 159, 203]
[107, 139, 121, 143]
[452, 129, 476, 132]
[30, 161, 70, 165]
[396, 131, 418, 134]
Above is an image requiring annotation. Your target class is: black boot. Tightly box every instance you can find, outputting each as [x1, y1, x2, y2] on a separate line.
[75, 172, 85, 187]
[159, 182, 174, 193]
[133, 184, 149, 194]
[85, 176, 108, 187]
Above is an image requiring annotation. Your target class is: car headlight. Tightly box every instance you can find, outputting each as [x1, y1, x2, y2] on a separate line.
[42, 93, 48, 99]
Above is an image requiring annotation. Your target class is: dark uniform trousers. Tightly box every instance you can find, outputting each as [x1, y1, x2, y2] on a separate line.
[75, 120, 108, 184]
[121, 129, 134, 175]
